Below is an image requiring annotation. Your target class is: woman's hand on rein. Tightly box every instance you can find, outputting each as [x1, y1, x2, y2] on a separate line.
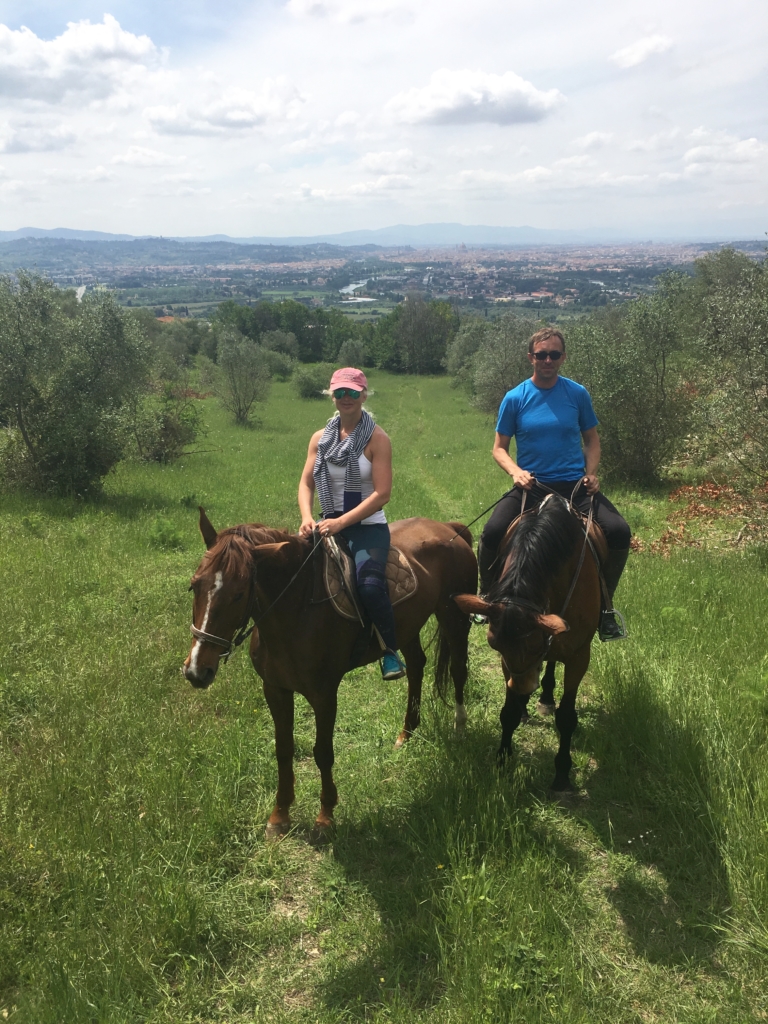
[299, 518, 317, 538]
[318, 518, 344, 537]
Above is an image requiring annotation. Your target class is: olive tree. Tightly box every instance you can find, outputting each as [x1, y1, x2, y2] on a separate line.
[0, 274, 151, 494]
[215, 329, 272, 424]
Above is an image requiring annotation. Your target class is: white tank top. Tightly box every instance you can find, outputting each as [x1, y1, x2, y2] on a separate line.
[326, 451, 387, 525]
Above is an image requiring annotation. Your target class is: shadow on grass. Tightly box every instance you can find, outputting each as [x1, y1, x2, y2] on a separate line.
[313, 664, 731, 1018]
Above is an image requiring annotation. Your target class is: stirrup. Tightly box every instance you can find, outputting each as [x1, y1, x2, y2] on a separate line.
[381, 650, 407, 680]
[598, 608, 628, 642]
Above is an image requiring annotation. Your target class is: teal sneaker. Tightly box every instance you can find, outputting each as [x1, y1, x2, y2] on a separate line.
[381, 651, 407, 680]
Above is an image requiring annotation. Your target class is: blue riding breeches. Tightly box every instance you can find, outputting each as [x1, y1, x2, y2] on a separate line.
[335, 521, 398, 654]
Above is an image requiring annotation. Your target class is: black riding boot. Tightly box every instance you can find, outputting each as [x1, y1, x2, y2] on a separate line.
[599, 547, 630, 641]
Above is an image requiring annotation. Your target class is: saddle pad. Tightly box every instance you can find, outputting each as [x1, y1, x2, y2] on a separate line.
[322, 537, 418, 622]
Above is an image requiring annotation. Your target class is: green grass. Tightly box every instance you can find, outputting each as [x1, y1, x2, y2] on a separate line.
[1, 373, 767, 1022]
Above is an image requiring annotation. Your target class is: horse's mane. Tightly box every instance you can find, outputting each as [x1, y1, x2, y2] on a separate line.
[201, 523, 305, 579]
[488, 497, 584, 607]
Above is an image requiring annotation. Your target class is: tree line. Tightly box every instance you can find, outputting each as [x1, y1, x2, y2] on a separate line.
[0, 247, 765, 495]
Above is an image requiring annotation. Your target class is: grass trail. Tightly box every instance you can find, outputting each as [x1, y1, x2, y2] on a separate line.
[1, 374, 767, 1022]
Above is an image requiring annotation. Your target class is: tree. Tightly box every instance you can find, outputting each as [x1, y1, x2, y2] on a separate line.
[394, 294, 457, 374]
[444, 312, 534, 411]
[567, 286, 693, 482]
[215, 330, 272, 424]
[0, 274, 151, 494]
[695, 251, 768, 477]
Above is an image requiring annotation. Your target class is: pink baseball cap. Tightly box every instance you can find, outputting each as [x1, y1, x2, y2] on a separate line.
[329, 367, 367, 391]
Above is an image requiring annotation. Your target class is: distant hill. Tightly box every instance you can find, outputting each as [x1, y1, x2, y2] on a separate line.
[4, 223, 762, 248]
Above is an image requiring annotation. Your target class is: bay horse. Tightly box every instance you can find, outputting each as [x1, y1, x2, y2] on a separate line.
[183, 510, 477, 838]
[454, 494, 602, 792]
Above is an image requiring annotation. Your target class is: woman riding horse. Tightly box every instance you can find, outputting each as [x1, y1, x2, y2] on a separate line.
[298, 367, 406, 680]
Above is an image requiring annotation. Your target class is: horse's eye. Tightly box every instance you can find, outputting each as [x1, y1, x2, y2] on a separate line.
[234, 592, 245, 602]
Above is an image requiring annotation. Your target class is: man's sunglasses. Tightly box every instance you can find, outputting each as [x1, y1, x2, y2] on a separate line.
[333, 387, 363, 399]
[532, 350, 563, 362]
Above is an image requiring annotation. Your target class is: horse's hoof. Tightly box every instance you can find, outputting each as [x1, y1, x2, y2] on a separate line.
[520, 709, 530, 725]
[310, 821, 334, 847]
[394, 730, 412, 749]
[265, 820, 291, 842]
[537, 701, 556, 717]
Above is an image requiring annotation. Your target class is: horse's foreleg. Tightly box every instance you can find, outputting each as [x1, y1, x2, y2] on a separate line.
[552, 648, 589, 791]
[538, 661, 557, 716]
[498, 671, 528, 765]
[312, 690, 338, 835]
[396, 637, 426, 748]
[263, 684, 295, 839]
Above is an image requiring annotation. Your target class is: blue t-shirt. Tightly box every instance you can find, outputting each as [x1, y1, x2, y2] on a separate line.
[495, 376, 598, 482]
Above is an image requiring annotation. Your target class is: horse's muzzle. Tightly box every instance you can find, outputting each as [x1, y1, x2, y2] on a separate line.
[183, 662, 217, 689]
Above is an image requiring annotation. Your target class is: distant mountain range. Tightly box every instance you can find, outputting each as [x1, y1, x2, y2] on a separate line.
[1, 223, 761, 247]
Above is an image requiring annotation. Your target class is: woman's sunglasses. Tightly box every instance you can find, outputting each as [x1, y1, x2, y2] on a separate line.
[333, 387, 363, 399]
[532, 350, 563, 362]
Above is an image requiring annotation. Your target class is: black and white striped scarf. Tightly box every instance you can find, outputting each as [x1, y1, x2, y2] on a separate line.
[313, 410, 376, 519]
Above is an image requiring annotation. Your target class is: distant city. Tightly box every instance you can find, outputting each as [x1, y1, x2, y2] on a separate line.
[0, 232, 763, 321]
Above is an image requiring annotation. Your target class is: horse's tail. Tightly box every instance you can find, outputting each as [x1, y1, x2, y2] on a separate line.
[434, 619, 452, 704]
[445, 521, 473, 547]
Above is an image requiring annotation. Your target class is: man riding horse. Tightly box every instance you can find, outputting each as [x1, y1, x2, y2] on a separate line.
[478, 327, 630, 641]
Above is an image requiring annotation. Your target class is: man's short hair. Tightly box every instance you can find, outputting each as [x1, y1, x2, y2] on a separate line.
[528, 327, 566, 354]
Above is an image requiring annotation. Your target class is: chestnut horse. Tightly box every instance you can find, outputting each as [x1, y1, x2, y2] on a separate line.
[454, 495, 601, 792]
[184, 510, 477, 838]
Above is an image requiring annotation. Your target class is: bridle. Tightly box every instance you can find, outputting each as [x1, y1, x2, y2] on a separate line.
[189, 532, 321, 663]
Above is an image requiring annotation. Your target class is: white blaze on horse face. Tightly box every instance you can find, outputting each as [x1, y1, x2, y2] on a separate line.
[189, 571, 224, 673]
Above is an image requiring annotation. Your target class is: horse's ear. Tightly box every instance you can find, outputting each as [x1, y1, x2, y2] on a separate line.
[252, 541, 292, 562]
[453, 593, 494, 617]
[199, 507, 217, 550]
[536, 613, 569, 635]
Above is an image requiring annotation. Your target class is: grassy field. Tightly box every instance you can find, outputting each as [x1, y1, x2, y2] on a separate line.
[1, 373, 767, 1023]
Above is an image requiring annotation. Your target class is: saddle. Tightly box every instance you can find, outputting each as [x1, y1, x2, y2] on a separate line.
[321, 535, 418, 624]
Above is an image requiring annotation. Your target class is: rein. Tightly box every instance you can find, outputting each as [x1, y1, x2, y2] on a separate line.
[190, 532, 322, 663]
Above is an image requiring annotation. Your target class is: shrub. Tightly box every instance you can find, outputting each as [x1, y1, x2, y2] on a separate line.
[125, 381, 203, 463]
[261, 349, 295, 381]
[293, 362, 335, 399]
[148, 517, 184, 550]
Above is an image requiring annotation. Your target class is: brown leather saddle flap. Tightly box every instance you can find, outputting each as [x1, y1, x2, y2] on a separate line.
[322, 536, 418, 622]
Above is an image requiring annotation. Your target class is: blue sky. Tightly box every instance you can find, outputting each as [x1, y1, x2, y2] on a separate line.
[0, 0, 765, 238]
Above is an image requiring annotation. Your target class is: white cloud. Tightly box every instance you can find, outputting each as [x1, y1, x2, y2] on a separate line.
[386, 69, 564, 126]
[0, 15, 159, 103]
[627, 129, 680, 152]
[360, 149, 423, 174]
[684, 130, 767, 165]
[347, 173, 412, 194]
[610, 35, 672, 69]
[286, 0, 408, 23]
[111, 146, 181, 166]
[145, 80, 304, 136]
[573, 131, 612, 150]
[0, 122, 76, 153]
